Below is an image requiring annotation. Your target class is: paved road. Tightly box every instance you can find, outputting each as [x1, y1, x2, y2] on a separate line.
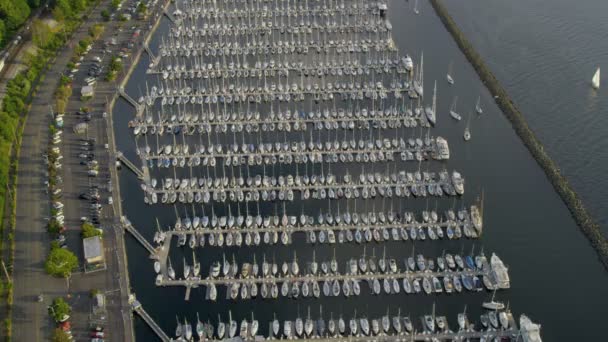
[11, 2, 118, 341]
[11, 31, 67, 342]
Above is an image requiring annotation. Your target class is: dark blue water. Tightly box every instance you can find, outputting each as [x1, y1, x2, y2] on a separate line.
[443, 0, 608, 232]
[113, 1, 608, 341]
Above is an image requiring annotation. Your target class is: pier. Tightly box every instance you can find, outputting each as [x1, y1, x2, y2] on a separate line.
[131, 113, 428, 133]
[116, 151, 146, 179]
[130, 297, 170, 342]
[117, 86, 144, 117]
[143, 42, 157, 66]
[140, 143, 446, 165]
[121, 216, 157, 257]
[156, 268, 499, 288]
[213, 330, 520, 342]
[163, 9, 177, 24]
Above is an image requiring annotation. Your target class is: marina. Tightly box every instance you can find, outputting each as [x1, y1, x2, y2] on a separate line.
[111, 0, 546, 340]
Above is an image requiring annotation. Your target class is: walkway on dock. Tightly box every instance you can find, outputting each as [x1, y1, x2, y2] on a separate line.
[163, 219, 475, 236]
[144, 180, 458, 195]
[156, 268, 496, 288]
[254, 329, 520, 342]
[130, 298, 170, 342]
[117, 86, 144, 117]
[121, 216, 157, 257]
[116, 151, 145, 179]
[141, 146, 439, 161]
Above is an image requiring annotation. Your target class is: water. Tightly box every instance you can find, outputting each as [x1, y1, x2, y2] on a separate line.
[443, 0, 608, 232]
[113, 1, 608, 341]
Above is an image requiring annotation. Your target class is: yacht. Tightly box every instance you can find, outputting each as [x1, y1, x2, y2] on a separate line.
[491, 253, 511, 288]
[217, 316, 225, 339]
[520, 315, 543, 342]
[449, 96, 462, 120]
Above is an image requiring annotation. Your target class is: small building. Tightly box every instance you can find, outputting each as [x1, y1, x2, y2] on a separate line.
[81, 85, 94, 98]
[83, 236, 105, 271]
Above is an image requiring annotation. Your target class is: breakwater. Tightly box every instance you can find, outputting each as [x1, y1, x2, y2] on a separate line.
[429, 0, 608, 270]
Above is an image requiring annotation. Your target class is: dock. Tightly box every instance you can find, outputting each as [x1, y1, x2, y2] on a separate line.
[130, 297, 170, 342]
[121, 216, 157, 257]
[116, 151, 146, 180]
[117, 86, 144, 118]
[140, 145, 445, 166]
[142, 42, 158, 67]
[156, 268, 500, 288]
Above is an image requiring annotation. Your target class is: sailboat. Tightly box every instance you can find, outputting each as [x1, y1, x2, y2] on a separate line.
[424, 81, 437, 125]
[447, 62, 454, 85]
[464, 113, 472, 141]
[475, 96, 483, 114]
[592, 67, 600, 89]
[482, 289, 505, 310]
[449, 96, 462, 121]
[414, 0, 420, 14]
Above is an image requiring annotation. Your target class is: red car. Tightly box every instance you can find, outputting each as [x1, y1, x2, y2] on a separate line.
[90, 331, 104, 338]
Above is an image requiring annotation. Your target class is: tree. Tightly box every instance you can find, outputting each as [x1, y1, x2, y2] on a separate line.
[52, 0, 73, 21]
[0, 0, 31, 31]
[101, 9, 110, 21]
[81, 222, 102, 238]
[28, 0, 41, 8]
[89, 24, 104, 39]
[45, 247, 78, 278]
[110, 0, 121, 10]
[49, 297, 71, 322]
[0, 20, 5, 47]
[69, 0, 87, 13]
[52, 328, 71, 342]
[137, 2, 147, 16]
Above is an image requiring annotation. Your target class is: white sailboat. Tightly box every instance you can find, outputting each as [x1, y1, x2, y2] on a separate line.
[592, 67, 600, 89]
[475, 96, 483, 114]
[482, 289, 505, 310]
[449, 96, 462, 121]
[464, 113, 471, 141]
[447, 62, 454, 85]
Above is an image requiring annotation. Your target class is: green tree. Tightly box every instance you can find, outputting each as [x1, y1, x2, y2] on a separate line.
[0, 20, 5, 47]
[52, 328, 72, 342]
[0, 0, 31, 31]
[47, 219, 63, 235]
[81, 222, 102, 238]
[52, 0, 73, 21]
[69, 0, 87, 13]
[49, 297, 71, 322]
[45, 247, 78, 277]
[101, 9, 110, 21]
[110, 0, 121, 10]
[137, 2, 147, 15]
[89, 23, 104, 39]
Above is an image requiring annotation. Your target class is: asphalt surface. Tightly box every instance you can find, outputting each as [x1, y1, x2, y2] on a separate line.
[10, 1, 139, 341]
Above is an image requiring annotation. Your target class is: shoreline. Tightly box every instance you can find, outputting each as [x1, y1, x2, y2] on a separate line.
[429, 0, 608, 270]
[104, 1, 171, 340]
